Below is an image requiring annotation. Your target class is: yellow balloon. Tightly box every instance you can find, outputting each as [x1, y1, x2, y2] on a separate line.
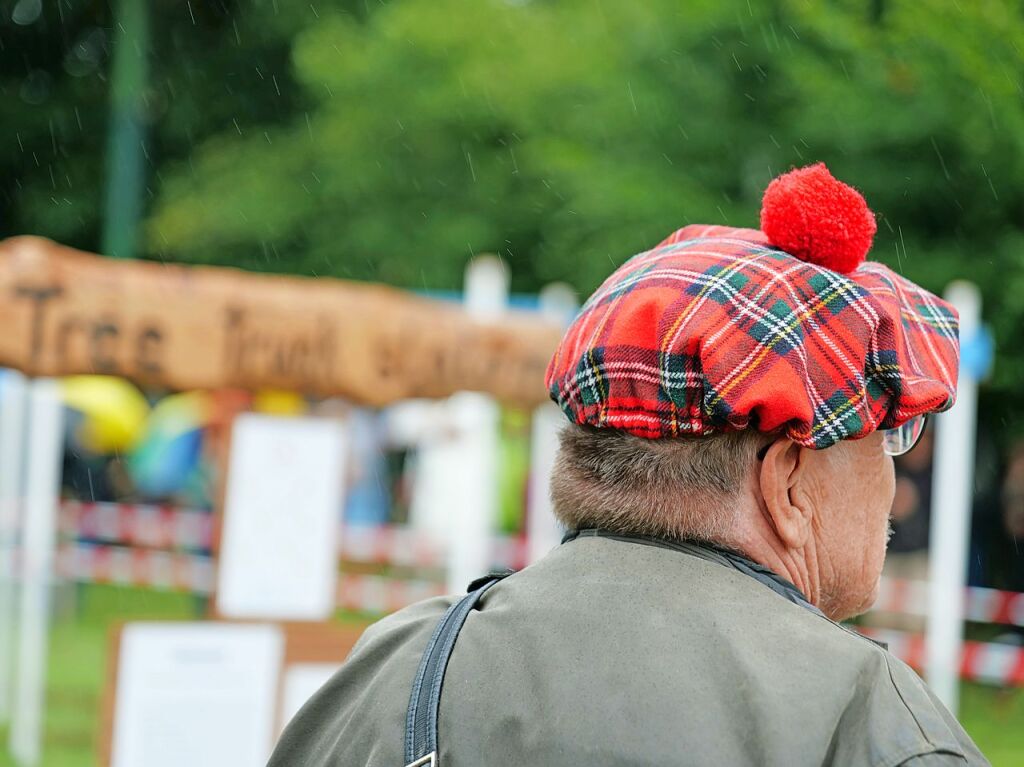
[60, 376, 150, 454]
[252, 389, 307, 416]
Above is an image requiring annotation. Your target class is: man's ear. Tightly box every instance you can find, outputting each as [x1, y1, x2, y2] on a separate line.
[758, 438, 814, 549]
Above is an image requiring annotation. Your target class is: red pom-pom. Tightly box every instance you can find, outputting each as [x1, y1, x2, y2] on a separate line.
[760, 163, 877, 274]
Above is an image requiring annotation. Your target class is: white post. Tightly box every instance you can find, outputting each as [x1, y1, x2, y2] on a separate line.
[9, 379, 64, 766]
[0, 370, 28, 723]
[526, 406, 564, 564]
[925, 281, 981, 715]
[444, 392, 500, 593]
[445, 257, 507, 594]
[464, 256, 509, 321]
[527, 283, 577, 564]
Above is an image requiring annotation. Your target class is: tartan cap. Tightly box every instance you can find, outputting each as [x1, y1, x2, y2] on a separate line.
[546, 165, 959, 449]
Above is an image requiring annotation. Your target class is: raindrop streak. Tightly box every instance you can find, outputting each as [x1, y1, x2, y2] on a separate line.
[930, 137, 951, 181]
[894, 227, 904, 273]
[981, 164, 998, 200]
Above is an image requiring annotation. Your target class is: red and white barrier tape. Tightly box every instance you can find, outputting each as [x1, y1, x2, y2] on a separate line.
[336, 574, 446, 613]
[54, 543, 446, 612]
[339, 525, 446, 569]
[55, 542, 215, 594]
[58, 500, 530, 570]
[59, 500, 213, 550]
[857, 628, 1024, 687]
[339, 525, 528, 570]
[872, 576, 1024, 629]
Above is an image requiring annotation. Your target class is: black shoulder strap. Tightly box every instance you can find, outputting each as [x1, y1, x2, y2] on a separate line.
[403, 571, 511, 767]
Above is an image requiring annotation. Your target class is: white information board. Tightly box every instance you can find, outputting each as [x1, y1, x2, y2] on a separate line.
[111, 623, 284, 767]
[216, 414, 347, 620]
[278, 662, 341, 732]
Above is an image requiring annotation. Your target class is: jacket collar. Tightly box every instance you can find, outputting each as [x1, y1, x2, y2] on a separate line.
[563, 528, 825, 618]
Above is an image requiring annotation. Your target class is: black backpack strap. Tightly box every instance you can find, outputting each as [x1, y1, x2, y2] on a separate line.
[403, 570, 512, 767]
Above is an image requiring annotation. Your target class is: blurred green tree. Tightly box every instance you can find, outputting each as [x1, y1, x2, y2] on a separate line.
[3, 0, 1024, 434]
[0, 0, 312, 251]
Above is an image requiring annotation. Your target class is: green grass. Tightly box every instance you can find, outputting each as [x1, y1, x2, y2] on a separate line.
[0, 585, 200, 767]
[960, 683, 1024, 766]
[0, 586, 1022, 766]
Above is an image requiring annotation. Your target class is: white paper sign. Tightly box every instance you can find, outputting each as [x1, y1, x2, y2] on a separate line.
[111, 623, 284, 767]
[279, 662, 341, 732]
[217, 414, 346, 620]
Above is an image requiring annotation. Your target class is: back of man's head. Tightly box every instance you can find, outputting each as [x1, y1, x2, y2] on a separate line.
[551, 425, 761, 546]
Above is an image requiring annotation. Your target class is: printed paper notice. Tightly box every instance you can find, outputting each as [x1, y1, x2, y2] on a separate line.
[111, 622, 284, 767]
[217, 413, 346, 620]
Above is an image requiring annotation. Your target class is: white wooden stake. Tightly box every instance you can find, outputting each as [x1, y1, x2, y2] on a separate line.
[526, 283, 577, 564]
[444, 257, 506, 594]
[9, 379, 64, 767]
[0, 370, 28, 723]
[445, 392, 500, 593]
[925, 281, 981, 715]
[526, 405, 564, 564]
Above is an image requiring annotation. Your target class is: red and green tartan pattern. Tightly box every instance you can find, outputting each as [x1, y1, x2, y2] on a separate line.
[546, 225, 960, 449]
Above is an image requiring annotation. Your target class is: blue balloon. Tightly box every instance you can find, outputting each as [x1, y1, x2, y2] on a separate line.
[129, 428, 204, 499]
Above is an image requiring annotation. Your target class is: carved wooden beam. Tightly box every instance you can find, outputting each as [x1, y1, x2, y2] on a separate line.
[0, 237, 563, 406]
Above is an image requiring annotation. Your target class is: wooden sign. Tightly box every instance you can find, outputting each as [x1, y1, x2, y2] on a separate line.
[0, 237, 563, 405]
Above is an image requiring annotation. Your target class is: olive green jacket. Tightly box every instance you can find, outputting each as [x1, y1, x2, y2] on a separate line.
[269, 534, 988, 766]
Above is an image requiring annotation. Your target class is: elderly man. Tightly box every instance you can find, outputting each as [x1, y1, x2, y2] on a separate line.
[269, 165, 988, 766]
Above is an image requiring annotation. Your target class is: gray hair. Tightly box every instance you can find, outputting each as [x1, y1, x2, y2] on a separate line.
[550, 424, 763, 544]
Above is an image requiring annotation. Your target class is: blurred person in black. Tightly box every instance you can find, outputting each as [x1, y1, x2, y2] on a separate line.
[887, 427, 935, 581]
[1001, 443, 1024, 596]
